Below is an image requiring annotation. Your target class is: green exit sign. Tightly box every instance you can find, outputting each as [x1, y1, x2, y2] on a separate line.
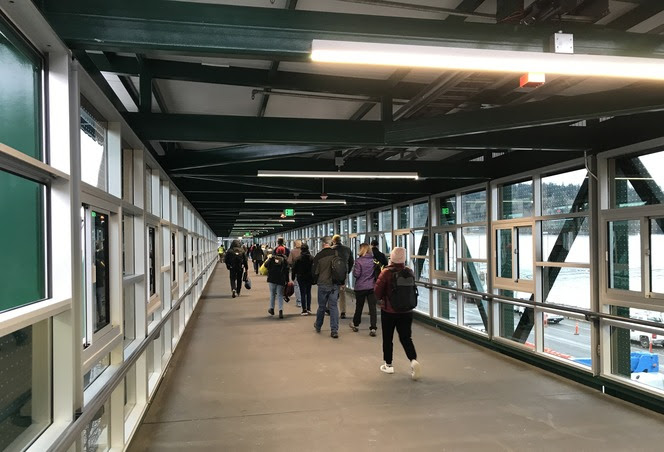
[441, 207, 450, 215]
[284, 208, 295, 217]
[244, 232, 251, 236]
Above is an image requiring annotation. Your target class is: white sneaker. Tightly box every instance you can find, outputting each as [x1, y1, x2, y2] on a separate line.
[380, 363, 394, 374]
[410, 360, 421, 380]
[296, 302, 301, 307]
[300, 311, 309, 316]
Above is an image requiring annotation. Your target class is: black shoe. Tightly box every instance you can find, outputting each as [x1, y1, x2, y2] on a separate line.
[268, 308, 274, 316]
[340, 312, 346, 319]
[284, 296, 290, 303]
[314, 322, 321, 333]
[331, 331, 339, 339]
[349, 321, 358, 332]
[279, 310, 284, 319]
[232, 290, 236, 298]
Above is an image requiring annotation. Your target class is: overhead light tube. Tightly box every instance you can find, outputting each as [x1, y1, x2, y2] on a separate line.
[257, 170, 419, 180]
[311, 39, 664, 81]
[245, 199, 347, 205]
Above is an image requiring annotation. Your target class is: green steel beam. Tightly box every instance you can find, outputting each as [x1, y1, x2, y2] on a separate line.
[84, 54, 426, 100]
[386, 85, 664, 143]
[41, 1, 664, 60]
[124, 113, 385, 146]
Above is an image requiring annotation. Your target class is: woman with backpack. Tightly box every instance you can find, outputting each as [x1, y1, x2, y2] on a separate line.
[374, 247, 421, 380]
[349, 243, 378, 337]
[292, 243, 314, 315]
[265, 246, 289, 319]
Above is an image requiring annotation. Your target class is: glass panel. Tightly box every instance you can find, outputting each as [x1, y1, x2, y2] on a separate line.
[615, 149, 664, 208]
[501, 180, 533, 219]
[517, 226, 533, 280]
[608, 220, 641, 291]
[651, 219, 664, 294]
[370, 212, 379, 231]
[0, 171, 45, 312]
[543, 317, 591, 367]
[0, 324, 50, 451]
[80, 106, 107, 190]
[447, 232, 457, 272]
[84, 354, 110, 389]
[380, 209, 392, 231]
[414, 257, 429, 282]
[124, 366, 136, 420]
[148, 227, 156, 296]
[92, 211, 110, 332]
[434, 233, 445, 272]
[82, 403, 110, 452]
[497, 301, 535, 346]
[413, 230, 428, 256]
[434, 283, 457, 322]
[461, 190, 486, 224]
[123, 287, 135, 348]
[0, 19, 41, 160]
[496, 228, 512, 279]
[183, 234, 188, 274]
[541, 169, 589, 216]
[462, 226, 487, 259]
[462, 262, 487, 292]
[358, 215, 367, 233]
[542, 267, 590, 309]
[610, 324, 664, 392]
[415, 285, 430, 315]
[171, 233, 176, 282]
[413, 202, 428, 228]
[122, 215, 134, 276]
[341, 219, 348, 235]
[398, 206, 410, 229]
[351, 217, 357, 233]
[439, 196, 456, 225]
[541, 217, 589, 264]
[463, 295, 488, 334]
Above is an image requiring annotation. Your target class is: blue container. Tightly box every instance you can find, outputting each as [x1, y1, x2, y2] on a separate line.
[630, 352, 659, 373]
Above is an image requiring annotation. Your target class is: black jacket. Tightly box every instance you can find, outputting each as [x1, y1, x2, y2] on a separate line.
[292, 252, 314, 284]
[266, 253, 289, 285]
[251, 246, 264, 262]
[372, 246, 388, 268]
[313, 244, 354, 286]
[224, 247, 248, 271]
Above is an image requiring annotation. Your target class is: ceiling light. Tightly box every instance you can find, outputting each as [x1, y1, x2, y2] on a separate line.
[311, 39, 664, 81]
[239, 211, 315, 216]
[257, 170, 419, 180]
[245, 199, 347, 205]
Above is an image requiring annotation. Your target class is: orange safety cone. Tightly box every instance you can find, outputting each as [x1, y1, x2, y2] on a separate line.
[650, 334, 654, 353]
[574, 321, 579, 335]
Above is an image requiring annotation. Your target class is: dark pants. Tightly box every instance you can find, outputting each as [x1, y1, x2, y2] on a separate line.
[299, 281, 312, 312]
[230, 268, 244, 294]
[381, 310, 417, 365]
[253, 259, 263, 274]
[353, 289, 377, 330]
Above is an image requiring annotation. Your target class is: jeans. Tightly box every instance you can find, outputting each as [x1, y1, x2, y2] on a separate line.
[230, 268, 243, 295]
[293, 277, 302, 304]
[381, 310, 417, 365]
[315, 285, 339, 333]
[268, 282, 284, 311]
[338, 286, 346, 313]
[299, 281, 312, 312]
[352, 289, 377, 330]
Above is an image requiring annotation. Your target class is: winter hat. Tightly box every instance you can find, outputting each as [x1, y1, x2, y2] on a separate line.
[275, 246, 286, 255]
[390, 247, 407, 264]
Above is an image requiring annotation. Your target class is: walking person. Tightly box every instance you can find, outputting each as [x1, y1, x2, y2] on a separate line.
[292, 243, 314, 315]
[312, 236, 343, 338]
[371, 239, 388, 268]
[217, 244, 225, 263]
[224, 240, 247, 298]
[349, 243, 378, 337]
[331, 234, 354, 319]
[374, 247, 421, 380]
[251, 242, 265, 275]
[265, 246, 289, 319]
[288, 240, 303, 307]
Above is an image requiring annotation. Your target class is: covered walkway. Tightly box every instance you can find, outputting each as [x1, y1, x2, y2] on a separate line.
[129, 264, 664, 451]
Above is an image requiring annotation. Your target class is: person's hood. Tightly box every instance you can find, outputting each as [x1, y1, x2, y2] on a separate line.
[230, 239, 242, 248]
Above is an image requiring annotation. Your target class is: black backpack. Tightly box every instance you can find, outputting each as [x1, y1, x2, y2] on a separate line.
[372, 259, 383, 281]
[390, 268, 418, 312]
[231, 250, 244, 269]
[330, 250, 347, 285]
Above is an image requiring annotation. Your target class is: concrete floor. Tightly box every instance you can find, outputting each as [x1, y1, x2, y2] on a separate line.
[129, 263, 664, 451]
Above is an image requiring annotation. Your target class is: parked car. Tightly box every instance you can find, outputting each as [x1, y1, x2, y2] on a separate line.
[629, 310, 664, 349]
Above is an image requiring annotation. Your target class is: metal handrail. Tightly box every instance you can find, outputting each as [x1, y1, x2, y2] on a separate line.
[47, 258, 218, 452]
[416, 281, 664, 331]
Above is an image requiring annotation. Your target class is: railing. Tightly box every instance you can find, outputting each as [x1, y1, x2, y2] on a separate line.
[47, 258, 218, 452]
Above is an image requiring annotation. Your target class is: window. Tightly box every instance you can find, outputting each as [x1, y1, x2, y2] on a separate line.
[0, 170, 46, 312]
[122, 215, 134, 276]
[82, 208, 111, 345]
[81, 403, 110, 452]
[380, 209, 392, 231]
[461, 190, 486, 223]
[439, 196, 456, 225]
[123, 287, 135, 348]
[434, 231, 456, 274]
[615, 149, 664, 208]
[171, 232, 176, 283]
[542, 169, 589, 216]
[80, 99, 107, 190]
[651, 218, 664, 294]
[357, 215, 367, 233]
[462, 226, 487, 259]
[183, 234, 188, 274]
[122, 149, 133, 203]
[397, 206, 409, 229]
[413, 202, 429, 228]
[145, 165, 152, 213]
[370, 211, 379, 231]
[608, 220, 641, 291]
[541, 218, 590, 263]
[0, 17, 42, 160]
[148, 227, 156, 296]
[500, 180, 533, 219]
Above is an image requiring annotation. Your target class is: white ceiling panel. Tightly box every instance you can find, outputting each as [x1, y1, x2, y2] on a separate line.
[264, 95, 367, 120]
[595, 1, 638, 26]
[102, 73, 138, 112]
[157, 80, 261, 115]
[628, 9, 664, 33]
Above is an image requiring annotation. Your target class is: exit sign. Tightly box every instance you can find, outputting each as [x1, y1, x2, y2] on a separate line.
[441, 207, 450, 215]
[284, 208, 295, 217]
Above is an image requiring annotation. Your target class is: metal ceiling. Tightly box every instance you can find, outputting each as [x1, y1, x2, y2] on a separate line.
[37, 0, 664, 236]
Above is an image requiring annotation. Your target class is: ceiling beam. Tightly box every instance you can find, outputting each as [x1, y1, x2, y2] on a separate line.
[606, 0, 664, 31]
[386, 85, 664, 143]
[41, 1, 664, 60]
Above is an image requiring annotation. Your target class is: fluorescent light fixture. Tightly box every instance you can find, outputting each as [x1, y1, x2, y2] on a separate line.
[257, 170, 419, 180]
[245, 198, 347, 205]
[239, 211, 315, 216]
[311, 39, 664, 81]
[234, 224, 283, 227]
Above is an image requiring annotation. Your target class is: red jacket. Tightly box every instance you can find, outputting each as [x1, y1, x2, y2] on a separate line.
[374, 263, 414, 314]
